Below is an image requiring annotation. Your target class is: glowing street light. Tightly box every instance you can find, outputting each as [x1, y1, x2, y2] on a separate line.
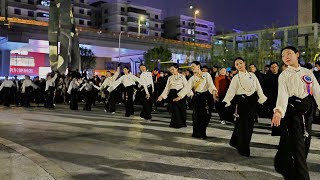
[193, 9, 200, 44]
[138, 16, 145, 36]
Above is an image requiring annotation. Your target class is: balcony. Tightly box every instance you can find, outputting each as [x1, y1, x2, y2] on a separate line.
[148, 26, 163, 32]
[74, 14, 91, 20]
[8, 1, 37, 10]
[149, 18, 162, 23]
[120, 11, 128, 16]
[127, 7, 148, 16]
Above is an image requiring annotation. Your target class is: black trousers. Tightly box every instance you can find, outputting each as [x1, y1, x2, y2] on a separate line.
[192, 91, 211, 139]
[140, 86, 152, 120]
[230, 93, 258, 157]
[274, 96, 313, 180]
[45, 86, 55, 108]
[70, 89, 78, 110]
[2, 87, 11, 107]
[24, 86, 33, 107]
[124, 86, 134, 117]
[83, 90, 92, 111]
[105, 90, 116, 112]
[168, 89, 187, 128]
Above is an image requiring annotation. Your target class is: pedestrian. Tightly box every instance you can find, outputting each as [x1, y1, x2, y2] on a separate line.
[173, 61, 218, 139]
[223, 57, 267, 157]
[271, 46, 320, 180]
[262, 62, 281, 135]
[158, 63, 188, 128]
[214, 68, 231, 124]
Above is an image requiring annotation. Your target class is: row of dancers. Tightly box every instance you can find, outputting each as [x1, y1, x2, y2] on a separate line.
[0, 46, 317, 179]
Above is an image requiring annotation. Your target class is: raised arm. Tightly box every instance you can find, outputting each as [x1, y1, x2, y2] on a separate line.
[107, 76, 124, 92]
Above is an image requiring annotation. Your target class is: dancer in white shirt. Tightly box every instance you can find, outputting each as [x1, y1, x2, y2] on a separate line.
[158, 63, 188, 128]
[139, 64, 153, 120]
[0, 76, 15, 107]
[44, 73, 58, 108]
[223, 57, 267, 157]
[271, 46, 320, 180]
[108, 66, 148, 117]
[173, 61, 218, 139]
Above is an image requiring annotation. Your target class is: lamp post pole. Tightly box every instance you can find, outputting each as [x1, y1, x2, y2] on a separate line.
[193, 10, 199, 45]
[138, 16, 145, 36]
[138, 18, 141, 36]
[118, 31, 123, 62]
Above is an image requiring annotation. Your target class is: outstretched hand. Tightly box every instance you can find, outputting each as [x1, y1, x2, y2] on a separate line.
[271, 111, 282, 127]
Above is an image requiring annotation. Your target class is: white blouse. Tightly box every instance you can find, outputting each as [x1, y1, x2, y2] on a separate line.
[223, 71, 267, 106]
[274, 65, 320, 118]
[160, 74, 188, 99]
[178, 72, 217, 98]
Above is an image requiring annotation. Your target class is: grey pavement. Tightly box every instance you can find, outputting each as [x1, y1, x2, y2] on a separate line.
[0, 104, 319, 180]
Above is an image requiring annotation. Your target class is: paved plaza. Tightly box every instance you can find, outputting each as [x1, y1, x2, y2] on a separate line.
[0, 104, 319, 180]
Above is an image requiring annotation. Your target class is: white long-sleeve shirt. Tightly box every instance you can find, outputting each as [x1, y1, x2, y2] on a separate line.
[45, 74, 58, 91]
[177, 72, 217, 98]
[0, 80, 15, 91]
[107, 73, 148, 93]
[274, 65, 320, 118]
[223, 71, 267, 107]
[100, 71, 120, 90]
[67, 80, 80, 94]
[79, 81, 100, 92]
[21, 79, 38, 93]
[140, 71, 154, 92]
[160, 74, 188, 99]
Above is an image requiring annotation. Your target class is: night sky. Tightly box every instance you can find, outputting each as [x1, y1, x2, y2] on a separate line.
[135, 0, 298, 31]
[91, 0, 298, 31]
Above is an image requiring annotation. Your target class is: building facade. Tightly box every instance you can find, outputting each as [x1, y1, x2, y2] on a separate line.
[0, 0, 92, 26]
[91, 0, 163, 37]
[298, 0, 320, 25]
[164, 15, 215, 44]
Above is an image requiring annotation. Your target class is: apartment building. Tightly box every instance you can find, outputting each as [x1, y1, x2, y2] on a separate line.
[91, 0, 163, 37]
[164, 15, 215, 44]
[1, 0, 92, 26]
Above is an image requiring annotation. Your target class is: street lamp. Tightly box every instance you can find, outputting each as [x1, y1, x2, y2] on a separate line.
[193, 10, 199, 44]
[138, 16, 145, 36]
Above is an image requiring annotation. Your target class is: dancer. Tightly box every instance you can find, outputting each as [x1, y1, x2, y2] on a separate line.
[223, 57, 267, 157]
[158, 63, 188, 128]
[139, 64, 153, 120]
[0, 76, 15, 107]
[272, 46, 320, 180]
[100, 65, 120, 113]
[173, 61, 218, 139]
[107, 66, 149, 117]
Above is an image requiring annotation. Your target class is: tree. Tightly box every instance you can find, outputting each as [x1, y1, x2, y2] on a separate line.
[143, 46, 172, 70]
[80, 47, 96, 72]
